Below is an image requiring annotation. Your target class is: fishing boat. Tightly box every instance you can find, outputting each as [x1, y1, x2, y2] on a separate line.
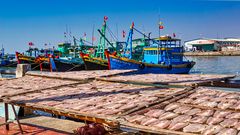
[105, 23, 195, 74]
[0, 47, 14, 66]
[15, 46, 52, 70]
[80, 16, 116, 70]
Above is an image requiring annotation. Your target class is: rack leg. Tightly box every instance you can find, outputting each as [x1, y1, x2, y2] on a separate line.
[11, 105, 23, 134]
[4, 103, 9, 130]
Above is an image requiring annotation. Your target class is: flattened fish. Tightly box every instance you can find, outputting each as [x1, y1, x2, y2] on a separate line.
[206, 117, 224, 125]
[183, 124, 206, 133]
[159, 112, 178, 120]
[202, 125, 223, 135]
[168, 122, 188, 131]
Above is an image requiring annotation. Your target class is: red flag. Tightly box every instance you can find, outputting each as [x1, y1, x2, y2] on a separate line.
[104, 16, 108, 21]
[159, 25, 164, 29]
[122, 30, 126, 38]
[92, 36, 96, 41]
[28, 42, 34, 46]
[173, 33, 176, 37]
[132, 22, 134, 28]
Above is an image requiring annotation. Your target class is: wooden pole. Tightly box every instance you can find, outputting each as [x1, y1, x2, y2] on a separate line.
[4, 103, 9, 130]
[11, 104, 23, 134]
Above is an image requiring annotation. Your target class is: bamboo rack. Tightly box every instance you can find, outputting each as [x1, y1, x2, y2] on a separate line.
[4, 101, 120, 129]
[26, 70, 136, 81]
[97, 74, 236, 87]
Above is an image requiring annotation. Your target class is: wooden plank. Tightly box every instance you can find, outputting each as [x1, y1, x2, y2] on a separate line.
[26, 70, 136, 81]
[5, 102, 120, 129]
[0, 121, 13, 126]
[97, 74, 236, 87]
[120, 122, 198, 135]
[96, 78, 186, 88]
[199, 81, 240, 88]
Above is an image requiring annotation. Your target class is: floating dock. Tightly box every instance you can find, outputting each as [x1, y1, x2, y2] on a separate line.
[0, 70, 239, 134]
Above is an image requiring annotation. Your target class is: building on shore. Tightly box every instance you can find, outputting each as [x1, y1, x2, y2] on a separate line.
[184, 38, 240, 52]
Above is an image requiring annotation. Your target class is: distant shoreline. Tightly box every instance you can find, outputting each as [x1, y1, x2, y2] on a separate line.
[184, 51, 240, 56]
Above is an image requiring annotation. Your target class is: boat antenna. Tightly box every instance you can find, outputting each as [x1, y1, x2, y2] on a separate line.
[64, 24, 69, 43]
[92, 24, 95, 46]
[158, 15, 161, 63]
[116, 23, 119, 40]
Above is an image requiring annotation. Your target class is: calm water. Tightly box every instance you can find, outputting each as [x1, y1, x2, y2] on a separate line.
[187, 56, 240, 75]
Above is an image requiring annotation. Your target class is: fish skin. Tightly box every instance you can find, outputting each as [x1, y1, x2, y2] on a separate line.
[173, 106, 192, 114]
[216, 128, 237, 135]
[185, 108, 202, 116]
[206, 117, 224, 125]
[140, 117, 159, 126]
[144, 109, 165, 118]
[168, 122, 188, 131]
[220, 119, 238, 128]
[159, 112, 179, 120]
[217, 102, 233, 110]
[125, 115, 145, 123]
[190, 116, 208, 124]
[151, 120, 171, 129]
[183, 124, 207, 133]
[172, 115, 192, 123]
[214, 110, 232, 118]
[226, 112, 240, 119]
[196, 110, 214, 117]
[234, 122, 240, 130]
[164, 103, 180, 111]
[202, 125, 223, 135]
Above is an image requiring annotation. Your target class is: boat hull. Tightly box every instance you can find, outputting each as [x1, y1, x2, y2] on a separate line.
[108, 55, 195, 74]
[16, 52, 50, 70]
[53, 59, 85, 72]
[80, 53, 108, 70]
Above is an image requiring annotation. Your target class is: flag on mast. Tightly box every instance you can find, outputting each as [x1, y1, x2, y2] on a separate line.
[173, 33, 176, 37]
[28, 42, 34, 46]
[122, 30, 126, 38]
[159, 21, 164, 29]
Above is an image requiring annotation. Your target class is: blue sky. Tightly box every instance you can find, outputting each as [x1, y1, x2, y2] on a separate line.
[0, 0, 240, 53]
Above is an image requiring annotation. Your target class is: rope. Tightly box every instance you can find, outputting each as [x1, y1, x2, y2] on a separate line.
[107, 26, 118, 41]
[65, 63, 82, 72]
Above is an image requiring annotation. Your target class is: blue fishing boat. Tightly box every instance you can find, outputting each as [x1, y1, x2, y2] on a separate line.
[0, 47, 15, 66]
[105, 23, 195, 74]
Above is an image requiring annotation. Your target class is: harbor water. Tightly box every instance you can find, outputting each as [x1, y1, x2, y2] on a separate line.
[187, 56, 240, 75]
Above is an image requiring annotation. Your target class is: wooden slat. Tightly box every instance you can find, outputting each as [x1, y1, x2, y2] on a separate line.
[199, 81, 240, 88]
[5, 102, 120, 129]
[97, 74, 236, 87]
[120, 122, 198, 135]
[26, 70, 136, 81]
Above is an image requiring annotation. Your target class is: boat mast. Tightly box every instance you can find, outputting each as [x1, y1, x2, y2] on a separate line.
[158, 17, 161, 64]
[95, 16, 108, 59]
[124, 22, 134, 59]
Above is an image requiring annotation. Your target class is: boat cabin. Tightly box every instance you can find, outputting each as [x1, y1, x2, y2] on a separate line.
[143, 37, 184, 65]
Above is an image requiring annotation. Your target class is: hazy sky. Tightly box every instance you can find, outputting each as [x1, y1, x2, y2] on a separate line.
[0, 0, 240, 53]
